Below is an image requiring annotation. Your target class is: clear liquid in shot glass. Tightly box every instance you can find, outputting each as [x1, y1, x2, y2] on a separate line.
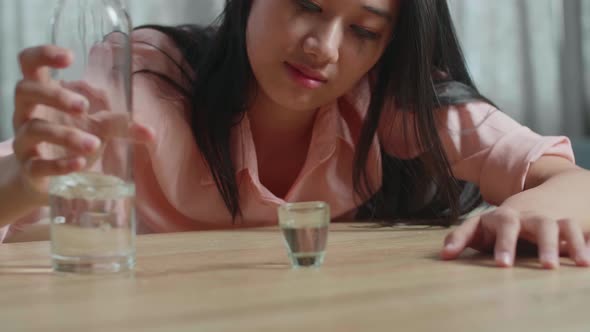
[281, 225, 328, 267]
[278, 201, 330, 268]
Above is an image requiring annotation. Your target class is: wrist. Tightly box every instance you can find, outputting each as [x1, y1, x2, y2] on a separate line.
[500, 188, 553, 217]
[500, 172, 589, 221]
[3, 155, 47, 208]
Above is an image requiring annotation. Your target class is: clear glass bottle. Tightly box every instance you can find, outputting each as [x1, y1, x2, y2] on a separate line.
[48, 0, 135, 274]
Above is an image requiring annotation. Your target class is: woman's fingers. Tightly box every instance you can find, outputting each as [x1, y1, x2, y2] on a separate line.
[14, 80, 89, 129]
[441, 207, 522, 267]
[521, 216, 560, 269]
[482, 208, 521, 267]
[24, 156, 86, 178]
[442, 206, 590, 270]
[61, 80, 108, 105]
[14, 114, 153, 164]
[128, 122, 156, 144]
[89, 111, 155, 144]
[557, 219, 590, 267]
[13, 119, 101, 160]
[440, 216, 482, 260]
[18, 45, 72, 82]
[11, 45, 156, 193]
[520, 217, 590, 268]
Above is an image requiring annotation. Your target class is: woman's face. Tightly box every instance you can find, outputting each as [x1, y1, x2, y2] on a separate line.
[246, 0, 399, 111]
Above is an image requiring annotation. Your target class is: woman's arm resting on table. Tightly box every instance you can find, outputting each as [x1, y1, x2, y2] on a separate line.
[441, 156, 590, 269]
[511, 155, 588, 221]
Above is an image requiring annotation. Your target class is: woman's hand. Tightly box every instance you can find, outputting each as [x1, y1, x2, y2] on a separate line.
[12, 45, 154, 197]
[440, 206, 590, 269]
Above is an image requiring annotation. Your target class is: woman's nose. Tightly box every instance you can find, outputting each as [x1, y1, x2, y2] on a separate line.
[302, 22, 341, 65]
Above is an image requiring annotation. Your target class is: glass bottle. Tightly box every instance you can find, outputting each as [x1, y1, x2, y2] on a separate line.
[48, 0, 135, 274]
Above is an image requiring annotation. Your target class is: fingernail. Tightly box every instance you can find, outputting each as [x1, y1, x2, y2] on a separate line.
[54, 53, 68, 62]
[83, 137, 100, 150]
[73, 99, 88, 112]
[576, 249, 590, 265]
[540, 252, 559, 268]
[68, 158, 82, 169]
[498, 252, 512, 266]
[142, 126, 156, 139]
[146, 126, 155, 136]
[444, 242, 455, 251]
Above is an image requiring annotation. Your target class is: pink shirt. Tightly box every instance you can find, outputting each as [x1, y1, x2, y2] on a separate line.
[0, 29, 575, 242]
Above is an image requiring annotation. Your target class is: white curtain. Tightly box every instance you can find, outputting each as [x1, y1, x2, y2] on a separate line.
[1, 0, 589, 140]
[449, 0, 589, 138]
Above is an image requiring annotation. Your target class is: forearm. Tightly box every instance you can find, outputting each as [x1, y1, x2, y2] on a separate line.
[0, 155, 46, 227]
[502, 168, 590, 227]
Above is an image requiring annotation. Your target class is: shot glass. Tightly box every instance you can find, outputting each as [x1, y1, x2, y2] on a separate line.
[278, 202, 330, 268]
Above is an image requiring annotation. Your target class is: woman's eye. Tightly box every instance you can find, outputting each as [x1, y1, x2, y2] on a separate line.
[296, 0, 321, 13]
[351, 26, 380, 41]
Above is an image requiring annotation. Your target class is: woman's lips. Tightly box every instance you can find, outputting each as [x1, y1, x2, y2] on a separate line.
[284, 62, 327, 89]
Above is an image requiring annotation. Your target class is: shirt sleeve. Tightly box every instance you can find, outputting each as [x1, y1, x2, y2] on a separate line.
[378, 102, 575, 205]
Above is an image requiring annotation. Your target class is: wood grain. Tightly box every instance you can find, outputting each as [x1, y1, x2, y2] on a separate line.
[0, 223, 588, 332]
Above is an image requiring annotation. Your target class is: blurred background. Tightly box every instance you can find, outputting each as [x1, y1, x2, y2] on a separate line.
[0, 0, 588, 164]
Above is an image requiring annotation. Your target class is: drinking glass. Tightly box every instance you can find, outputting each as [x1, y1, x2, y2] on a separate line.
[278, 202, 330, 268]
[48, 0, 135, 273]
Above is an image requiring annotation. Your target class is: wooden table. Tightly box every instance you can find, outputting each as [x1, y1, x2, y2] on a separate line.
[0, 223, 588, 332]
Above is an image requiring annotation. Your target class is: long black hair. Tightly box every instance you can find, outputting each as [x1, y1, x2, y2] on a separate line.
[135, 0, 491, 226]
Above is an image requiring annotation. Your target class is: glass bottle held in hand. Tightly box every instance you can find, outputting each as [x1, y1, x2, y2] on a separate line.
[48, 0, 135, 273]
